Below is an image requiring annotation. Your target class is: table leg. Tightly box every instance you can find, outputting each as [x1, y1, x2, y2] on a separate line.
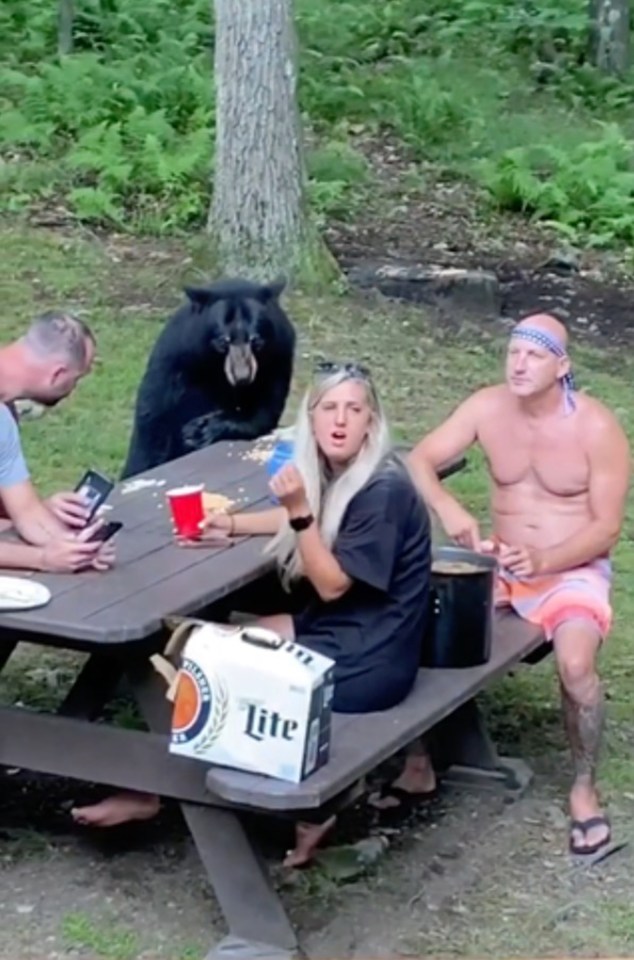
[58, 653, 127, 720]
[183, 803, 299, 960]
[431, 698, 533, 795]
[0, 639, 17, 673]
[128, 663, 300, 960]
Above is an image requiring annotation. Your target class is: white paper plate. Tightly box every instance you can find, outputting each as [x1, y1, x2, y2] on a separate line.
[0, 576, 52, 611]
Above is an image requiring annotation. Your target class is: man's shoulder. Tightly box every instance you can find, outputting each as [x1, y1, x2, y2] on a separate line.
[465, 383, 508, 415]
[575, 391, 622, 427]
[576, 391, 613, 416]
[474, 383, 507, 401]
[575, 392, 629, 444]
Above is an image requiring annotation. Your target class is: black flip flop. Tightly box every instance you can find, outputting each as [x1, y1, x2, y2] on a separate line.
[368, 783, 439, 826]
[568, 814, 632, 869]
[569, 815, 612, 856]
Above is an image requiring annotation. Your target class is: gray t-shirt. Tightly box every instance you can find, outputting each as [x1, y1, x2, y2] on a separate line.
[0, 404, 30, 489]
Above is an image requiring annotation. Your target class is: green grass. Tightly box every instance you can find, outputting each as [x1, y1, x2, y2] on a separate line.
[61, 913, 139, 960]
[3, 217, 634, 797]
[60, 912, 206, 960]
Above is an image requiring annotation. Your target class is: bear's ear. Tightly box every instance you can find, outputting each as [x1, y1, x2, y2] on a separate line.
[183, 286, 217, 307]
[259, 277, 287, 302]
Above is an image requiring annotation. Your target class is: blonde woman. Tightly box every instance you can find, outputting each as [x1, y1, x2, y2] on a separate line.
[72, 362, 432, 863]
[199, 361, 432, 712]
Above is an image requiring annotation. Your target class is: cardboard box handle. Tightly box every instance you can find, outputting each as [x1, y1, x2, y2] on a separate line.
[240, 627, 284, 650]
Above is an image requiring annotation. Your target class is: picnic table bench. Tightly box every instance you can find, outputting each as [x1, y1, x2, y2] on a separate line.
[0, 439, 546, 960]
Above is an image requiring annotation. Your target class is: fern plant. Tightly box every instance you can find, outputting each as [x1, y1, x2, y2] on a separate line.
[481, 125, 634, 246]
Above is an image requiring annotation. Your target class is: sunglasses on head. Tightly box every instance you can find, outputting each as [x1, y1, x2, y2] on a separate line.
[313, 360, 372, 380]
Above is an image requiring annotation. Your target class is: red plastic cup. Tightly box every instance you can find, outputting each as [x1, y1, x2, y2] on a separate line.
[166, 484, 205, 539]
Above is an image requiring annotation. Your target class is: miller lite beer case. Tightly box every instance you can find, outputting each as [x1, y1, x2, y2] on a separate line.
[169, 623, 335, 783]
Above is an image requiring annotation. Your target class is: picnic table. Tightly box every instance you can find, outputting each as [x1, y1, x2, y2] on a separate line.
[0, 439, 544, 960]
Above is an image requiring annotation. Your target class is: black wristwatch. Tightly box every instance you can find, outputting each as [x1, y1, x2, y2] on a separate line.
[289, 513, 314, 532]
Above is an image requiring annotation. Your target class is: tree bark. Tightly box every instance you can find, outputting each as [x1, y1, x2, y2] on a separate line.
[58, 0, 74, 56]
[209, 0, 333, 282]
[588, 0, 630, 74]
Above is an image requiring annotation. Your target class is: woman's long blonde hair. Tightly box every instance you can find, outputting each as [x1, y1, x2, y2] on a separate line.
[265, 366, 391, 588]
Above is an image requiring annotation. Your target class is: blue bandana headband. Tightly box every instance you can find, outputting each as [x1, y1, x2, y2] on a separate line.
[510, 325, 576, 414]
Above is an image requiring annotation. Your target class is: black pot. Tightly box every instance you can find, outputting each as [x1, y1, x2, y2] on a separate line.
[421, 545, 497, 669]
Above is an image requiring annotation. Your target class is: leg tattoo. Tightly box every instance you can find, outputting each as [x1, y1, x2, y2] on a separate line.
[560, 679, 605, 784]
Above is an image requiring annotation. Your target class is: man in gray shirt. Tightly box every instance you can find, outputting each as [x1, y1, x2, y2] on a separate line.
[0, 312, 114, 573]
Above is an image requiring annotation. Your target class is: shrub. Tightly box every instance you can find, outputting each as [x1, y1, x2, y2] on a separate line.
[480, 125, 634, 247]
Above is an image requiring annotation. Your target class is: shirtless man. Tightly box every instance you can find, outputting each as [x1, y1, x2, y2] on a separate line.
[371, 313, 630, 860]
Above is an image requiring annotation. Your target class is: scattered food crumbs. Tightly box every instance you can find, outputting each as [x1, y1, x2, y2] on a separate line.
[241, 445, 273, 464]
[238, 427, 294, 464]
[203, 491, 235, 512]
[121, 478, 166, 495]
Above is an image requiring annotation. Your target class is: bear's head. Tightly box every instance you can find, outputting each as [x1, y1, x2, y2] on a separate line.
[183, 277, 286, 387]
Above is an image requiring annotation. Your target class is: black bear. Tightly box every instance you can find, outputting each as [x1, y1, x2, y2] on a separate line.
[120, 277, 296, 479]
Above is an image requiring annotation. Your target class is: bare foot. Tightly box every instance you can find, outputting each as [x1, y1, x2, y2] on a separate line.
[71, 791, 161, 827]
[282, 815, 337, 868]
[369, 754, 437, 811]
[569, 780, 610, 854]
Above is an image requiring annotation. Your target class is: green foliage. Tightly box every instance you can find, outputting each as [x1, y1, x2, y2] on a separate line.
[1, 0, 214, 230]
[481, 125, 634, 246]
[2, 0, 634, 247]
[306, 140, 370, 223]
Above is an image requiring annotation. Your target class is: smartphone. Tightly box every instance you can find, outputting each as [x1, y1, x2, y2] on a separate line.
[87, 520, 123, 543]
[74, 469, 115, 522]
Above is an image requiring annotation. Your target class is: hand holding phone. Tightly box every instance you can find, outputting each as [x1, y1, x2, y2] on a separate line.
[47, 491, 94, 529]
[74, 469, 115, 523]
[86, 520, 123, 544]
[72, 519, 121, 572]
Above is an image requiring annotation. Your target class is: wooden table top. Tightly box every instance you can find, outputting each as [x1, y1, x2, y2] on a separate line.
[0, 441, 467, 650]
[0, 439, 275, 647]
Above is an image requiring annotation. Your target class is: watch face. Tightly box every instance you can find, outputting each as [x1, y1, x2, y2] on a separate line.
[291, 514, 314, 531]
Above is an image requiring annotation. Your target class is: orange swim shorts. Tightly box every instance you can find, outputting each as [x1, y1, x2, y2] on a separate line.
[495, 556, 613, 641]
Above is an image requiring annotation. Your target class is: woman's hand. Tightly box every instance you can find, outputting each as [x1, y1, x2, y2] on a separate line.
[174, 510, 234, 547]
[269, 464, 310, 518]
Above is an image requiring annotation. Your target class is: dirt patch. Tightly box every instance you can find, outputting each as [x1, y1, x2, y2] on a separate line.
[325, 135, 634, 348]
[1, 757, 632, 959]
[302, 785, 634, 959]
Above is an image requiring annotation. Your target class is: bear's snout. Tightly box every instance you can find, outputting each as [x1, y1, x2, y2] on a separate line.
[224, 345, 258, 386]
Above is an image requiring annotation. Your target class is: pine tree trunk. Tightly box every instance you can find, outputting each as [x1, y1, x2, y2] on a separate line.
[588, 0, 630, 74]
[58, 0, 74, 55]
[209, 0, 333, 282]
